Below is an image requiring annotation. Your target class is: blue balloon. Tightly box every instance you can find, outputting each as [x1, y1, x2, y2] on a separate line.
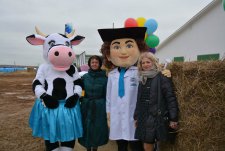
[144, 19, 158, 35]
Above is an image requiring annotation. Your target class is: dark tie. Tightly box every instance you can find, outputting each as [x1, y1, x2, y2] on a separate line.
[118, 68, 126, 98]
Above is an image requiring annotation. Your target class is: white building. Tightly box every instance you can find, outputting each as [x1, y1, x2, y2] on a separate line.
[75, 51, 101, 66]
[156, 0, 225, 63]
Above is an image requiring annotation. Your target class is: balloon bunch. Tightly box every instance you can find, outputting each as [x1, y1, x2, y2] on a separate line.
[124, 17, 159, 54]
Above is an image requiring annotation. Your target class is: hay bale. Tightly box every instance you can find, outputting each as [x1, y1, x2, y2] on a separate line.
[160, 60, 225, 151]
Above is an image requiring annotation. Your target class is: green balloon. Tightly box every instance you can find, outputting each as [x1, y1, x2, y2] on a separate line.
[223, 0, 225, 11]
[145, 35, 160, 48]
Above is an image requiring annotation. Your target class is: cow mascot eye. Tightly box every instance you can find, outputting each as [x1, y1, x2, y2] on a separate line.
[48, 40, 55, 47]
[65, 41, 71, 47]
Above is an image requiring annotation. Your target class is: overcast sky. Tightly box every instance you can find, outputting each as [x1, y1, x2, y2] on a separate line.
[0, 0, 213, 66]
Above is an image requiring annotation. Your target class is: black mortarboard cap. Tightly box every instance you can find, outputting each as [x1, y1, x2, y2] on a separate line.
[98, 27, 147, 42]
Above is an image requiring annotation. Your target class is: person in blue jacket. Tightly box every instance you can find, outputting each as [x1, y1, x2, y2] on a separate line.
[79, 55, 108, 151]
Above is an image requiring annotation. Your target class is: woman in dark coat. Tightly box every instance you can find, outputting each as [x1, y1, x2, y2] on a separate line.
[134, 52, 179, 151]
[78, 55, 108, 151]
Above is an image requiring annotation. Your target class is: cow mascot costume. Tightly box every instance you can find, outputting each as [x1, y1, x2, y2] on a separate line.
[26, 26, 85, 151]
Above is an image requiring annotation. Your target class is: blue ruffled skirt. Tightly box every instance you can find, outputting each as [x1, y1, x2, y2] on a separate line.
[29, 99, 83, 143]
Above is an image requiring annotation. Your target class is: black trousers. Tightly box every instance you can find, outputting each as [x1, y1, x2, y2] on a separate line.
[45, 140, 75, 151]
[116, 140, 144, 151]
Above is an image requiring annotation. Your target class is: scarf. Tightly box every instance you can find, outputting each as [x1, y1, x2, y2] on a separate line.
[139, 69, 159, 85]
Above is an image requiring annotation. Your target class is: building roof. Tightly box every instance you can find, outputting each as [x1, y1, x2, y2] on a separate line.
[157, 0, 220, 51]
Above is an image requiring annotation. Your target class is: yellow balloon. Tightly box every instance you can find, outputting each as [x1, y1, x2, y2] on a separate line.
[136, 17, 146, 27]
[144, 33, 148, 40]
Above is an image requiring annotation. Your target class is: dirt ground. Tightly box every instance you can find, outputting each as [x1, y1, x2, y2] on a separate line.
[0, 71, 117, 151]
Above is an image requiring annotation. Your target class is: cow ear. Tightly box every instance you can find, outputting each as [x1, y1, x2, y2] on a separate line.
[70, 35, 85, 46]
[26, 34, 45, 45]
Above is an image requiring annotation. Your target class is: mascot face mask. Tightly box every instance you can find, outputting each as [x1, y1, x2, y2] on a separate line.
[108, 38, 140, 67]
[98, 27, 147, 68]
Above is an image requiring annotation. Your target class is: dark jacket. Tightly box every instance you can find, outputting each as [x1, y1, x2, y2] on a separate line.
[134, 72, 179, 142]
[78, 69, 108, 148]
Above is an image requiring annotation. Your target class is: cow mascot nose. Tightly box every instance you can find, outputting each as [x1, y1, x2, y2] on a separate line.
[48, 45, 76, 71]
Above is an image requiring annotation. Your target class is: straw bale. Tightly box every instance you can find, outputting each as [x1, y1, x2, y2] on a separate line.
[160, 60, 225, 151]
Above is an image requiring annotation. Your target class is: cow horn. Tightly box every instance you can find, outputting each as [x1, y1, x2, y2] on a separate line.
[66, 29, 75, 38]
[35, 26, 47, 37]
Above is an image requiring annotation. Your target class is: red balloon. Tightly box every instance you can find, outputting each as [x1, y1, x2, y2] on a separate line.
[124, 18, 138, 27]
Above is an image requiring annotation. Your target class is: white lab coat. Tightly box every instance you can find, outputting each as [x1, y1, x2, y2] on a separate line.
[106, 66, 139, 140]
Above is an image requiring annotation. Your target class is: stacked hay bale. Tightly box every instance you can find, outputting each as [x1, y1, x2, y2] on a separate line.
[160, 60, 225, 151]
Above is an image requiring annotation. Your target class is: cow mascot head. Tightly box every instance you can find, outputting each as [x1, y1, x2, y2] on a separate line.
[26, 26, 84, 151]
[27, 26, 84, 71]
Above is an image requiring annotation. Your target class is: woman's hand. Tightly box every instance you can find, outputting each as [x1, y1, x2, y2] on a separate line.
[169, 121, 178, 129]
[162, 69, 171, 78]
[107, 113, 110, 128]
[134, 120, 137, 128]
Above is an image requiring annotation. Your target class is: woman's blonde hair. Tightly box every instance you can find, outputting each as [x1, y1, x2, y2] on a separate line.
[137, 52, 162, 72]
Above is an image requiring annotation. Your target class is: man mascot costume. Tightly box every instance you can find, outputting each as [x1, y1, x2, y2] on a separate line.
[98, 27, 147, 151]
[98, 27, 170, 151]
[26, 26, 85, 151]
